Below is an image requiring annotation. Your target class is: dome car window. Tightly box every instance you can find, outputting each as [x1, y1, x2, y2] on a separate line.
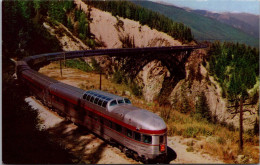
[94, 97, 99, 104]
[124, 98, 131, 104]
[86, 95, 91, 101]
[110, 100, 117, 106]
[102, 101, 108, 108]
[90, 96, 95, 102]
[118, 99, 124, 104]
[98, 99, 103, 106]
[83, 94, 87, 99]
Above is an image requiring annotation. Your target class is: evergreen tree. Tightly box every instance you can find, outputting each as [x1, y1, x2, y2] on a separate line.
[195, 92, 211, 121]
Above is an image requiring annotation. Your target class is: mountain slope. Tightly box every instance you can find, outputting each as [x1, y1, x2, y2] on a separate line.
[132, 1, 259, 47]
[192, 10, 259, 38]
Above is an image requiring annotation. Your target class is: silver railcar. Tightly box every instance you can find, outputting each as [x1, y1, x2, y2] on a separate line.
[17, 60, 167, 163]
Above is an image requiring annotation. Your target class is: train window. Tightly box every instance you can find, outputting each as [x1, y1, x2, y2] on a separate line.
[94, 97, 99, 104]
[143, 135, 152, 144]
[115, 124, 122, 132]
[118, 99, 124, 104]
[126, 129, 132, 138]
[108, 121, 112, 128]
[110, 100, 117, 106]
[100, 117, 104, 124]
[86, 95, 91, 101]
[93, 114, 98, 121]
[56, 96, 61, 102]
[83, 94, 87, 99]
[90, 96, 95, 102]
[134, 132, 141, 141]
[88, 111, 93, 118]
[124, 98, 131, 104]
[98, 99, 103, 106]
[102, 101, 107, 108]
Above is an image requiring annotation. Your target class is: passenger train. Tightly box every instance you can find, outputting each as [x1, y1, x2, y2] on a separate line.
[16, 53, 168, 163]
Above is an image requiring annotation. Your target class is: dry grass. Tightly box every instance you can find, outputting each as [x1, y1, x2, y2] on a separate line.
[40, 62, 259, 164]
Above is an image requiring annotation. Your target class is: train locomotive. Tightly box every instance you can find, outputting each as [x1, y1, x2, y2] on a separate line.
[16, 55, 168, 163]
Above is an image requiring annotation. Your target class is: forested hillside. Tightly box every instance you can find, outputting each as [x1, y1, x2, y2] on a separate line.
[208, 42, 259, 98]
[2, 1, 62, 59]
[132, 0, 259, 47]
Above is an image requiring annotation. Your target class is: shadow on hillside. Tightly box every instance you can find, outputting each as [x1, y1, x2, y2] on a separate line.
[2, 65, 75, 164]
[46, 120, 107, 164]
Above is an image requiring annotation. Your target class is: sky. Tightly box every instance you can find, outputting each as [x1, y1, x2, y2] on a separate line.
[160, 0, 259, 15]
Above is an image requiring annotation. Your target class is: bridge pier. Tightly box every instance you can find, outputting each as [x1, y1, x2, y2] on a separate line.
[115, 50, 192, 104]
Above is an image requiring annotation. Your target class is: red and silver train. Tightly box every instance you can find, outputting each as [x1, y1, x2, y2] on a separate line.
[16, 54, 167, 163]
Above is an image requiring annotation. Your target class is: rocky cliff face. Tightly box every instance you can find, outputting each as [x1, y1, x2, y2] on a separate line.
[168, 49, 259, 130]
[135, 60, 170, 102]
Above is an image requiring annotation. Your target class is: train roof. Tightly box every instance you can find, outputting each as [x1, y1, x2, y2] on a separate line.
[49, 82, 85, 104]
[124, 109, 166, 131]
[110, 105, 167, 132]
[23, 69, 58, 86]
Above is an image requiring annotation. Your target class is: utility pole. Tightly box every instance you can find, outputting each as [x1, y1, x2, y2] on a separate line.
[99, 70, 102, 90]
[239, 97, 243, 152]
[63, 53, 66, 68]
[60, 59, 62, 77]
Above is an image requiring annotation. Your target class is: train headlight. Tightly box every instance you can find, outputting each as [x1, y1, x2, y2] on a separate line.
[160, 144, 165, 152]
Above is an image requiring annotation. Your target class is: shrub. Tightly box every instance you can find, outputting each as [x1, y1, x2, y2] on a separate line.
[112, 70, 125, 84]
[186, 146, 194, 152]
[184, 127, 199, 138]
[86, 39, 96, 49]
[90, 57, 100, 71]
[168, 125, 177, 136]
[65, 59, 92, 72]
[130, 81, 142, 97]
[217, 137, 226, 145]
[160, 107, 171, 122]
[67, 17, 73, 31]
